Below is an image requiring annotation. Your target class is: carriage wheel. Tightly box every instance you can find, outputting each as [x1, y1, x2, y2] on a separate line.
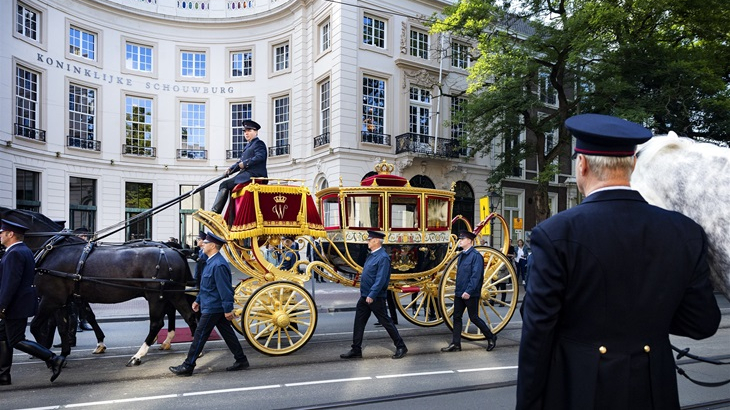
[394, 277, 444, 327]
[231, 278, 261, 334]
[242, 281, 318, 355]
[438, 246, 518, 339]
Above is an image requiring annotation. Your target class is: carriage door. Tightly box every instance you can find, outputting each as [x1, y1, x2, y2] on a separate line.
[179, 184, 204, 248]
[451, 181, 474, 236]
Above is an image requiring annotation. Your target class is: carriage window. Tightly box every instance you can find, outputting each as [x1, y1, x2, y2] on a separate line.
[345, 195, 381, 229]
[426, 197, 449, 230]
[389, 195, 419, 230]
[321, 195, 340, 229]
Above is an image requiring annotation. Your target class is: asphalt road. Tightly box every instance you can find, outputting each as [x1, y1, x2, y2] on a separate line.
[2, 294, 729, 410]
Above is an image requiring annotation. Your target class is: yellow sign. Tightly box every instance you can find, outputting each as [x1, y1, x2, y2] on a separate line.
[479, 196, 490, 235]
[514, 217, 523, 230]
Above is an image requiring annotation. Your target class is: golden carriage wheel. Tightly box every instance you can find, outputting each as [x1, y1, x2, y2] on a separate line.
[242, 281, 318, 356]
[394, 277, 444, 327]
[231, 278, 261, 335]
[438, 246, 518, 340]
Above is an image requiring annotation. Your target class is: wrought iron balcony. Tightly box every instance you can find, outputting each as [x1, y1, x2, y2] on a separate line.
[226, 149, 244, 160]
[15, 123, 46, 142]
[361, 132, 391, 146]
[395, 133, 460, 158]
[67, 136, 101, 151]
[314, 132, 330, 148]
[123, 144, 156, 157]
[269, 144, 290, 157]
[176, 149, 207, 159]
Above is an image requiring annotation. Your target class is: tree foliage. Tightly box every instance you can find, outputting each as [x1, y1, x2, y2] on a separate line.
[430, 0, 730, 222]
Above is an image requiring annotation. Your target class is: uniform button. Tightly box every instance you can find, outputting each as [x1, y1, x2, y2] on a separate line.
[644, 345, 651, 353]
[599, 346, 607, 354]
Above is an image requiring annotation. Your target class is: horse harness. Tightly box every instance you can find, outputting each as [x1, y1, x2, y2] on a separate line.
[35, 235, 186, 297]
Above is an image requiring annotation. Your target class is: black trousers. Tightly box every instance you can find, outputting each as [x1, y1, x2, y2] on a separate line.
[183, 312, 246, 367]
[451, 296, 493, 346]
[351, 297, 405, 352]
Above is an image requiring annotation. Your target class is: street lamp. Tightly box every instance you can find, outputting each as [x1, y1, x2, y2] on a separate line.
[487, 189, 502, 248]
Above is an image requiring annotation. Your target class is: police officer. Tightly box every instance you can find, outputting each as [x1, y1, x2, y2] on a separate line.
[210, 120, 268, 213]
[169, 232, 249, 376]
[0, 211, 65, 385]
[340, 230, 407, 360]
[441, 230, 497, 353]
[516, 114, 721, 409]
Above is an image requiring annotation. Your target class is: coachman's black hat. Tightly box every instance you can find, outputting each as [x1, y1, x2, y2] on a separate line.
[0, 210, 30, 234]
[197, 231, 207, 240]
[242, 120, 261, 130]
[458, 230, 476, 240]
[566, 113, 652, 157]
[366, 230, 385, 240]
[204, 232, 227, 246]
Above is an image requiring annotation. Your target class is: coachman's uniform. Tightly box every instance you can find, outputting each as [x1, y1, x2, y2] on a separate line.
[516, 114, 721, 409]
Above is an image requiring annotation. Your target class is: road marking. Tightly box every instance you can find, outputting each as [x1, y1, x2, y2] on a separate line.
[12, 365, 515, 409]
[376, 370, 454, 378]
[285, 376, 371, 386]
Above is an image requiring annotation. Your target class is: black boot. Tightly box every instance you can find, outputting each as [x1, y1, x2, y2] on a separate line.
[210, 188, 230, 214]
[15, 340, 66, 382]
[0, 341, 12, 385]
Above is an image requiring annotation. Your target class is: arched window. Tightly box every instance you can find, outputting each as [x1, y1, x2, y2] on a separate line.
[452, 181, 474, 235]
[409, 175, 435, 189]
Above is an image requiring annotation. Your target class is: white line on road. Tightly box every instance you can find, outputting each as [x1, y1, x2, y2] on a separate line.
[182, 384, 281, 396]
[376, 370, 454, 378]
[285, 376, 372, 386]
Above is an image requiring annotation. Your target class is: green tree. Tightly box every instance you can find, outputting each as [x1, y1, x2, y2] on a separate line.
[431, 0, 730, 223]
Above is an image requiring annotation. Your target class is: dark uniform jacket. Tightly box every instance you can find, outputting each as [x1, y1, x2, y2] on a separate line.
[0, 242, 38, 319]
[229, 137, 268, 185]
[195, 252, 234, 314]
[359, 247, 390, 299]
[454, 246, 484, 297]
[516, 189, 720, 410]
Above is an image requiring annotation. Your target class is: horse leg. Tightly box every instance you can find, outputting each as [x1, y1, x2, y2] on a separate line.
[81, 302, 106, 354]
[126, 299, 166, 367]
[158, 303, 176, 351]
[167, 294, 201, 356]
[30, 297, 61, 349]
[55, 305, 73, 357]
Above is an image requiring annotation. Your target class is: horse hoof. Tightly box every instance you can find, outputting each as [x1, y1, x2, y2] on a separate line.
[159, 342, 171, 350]
[93, 345, 106, 354]
[126, 357, 141, 367]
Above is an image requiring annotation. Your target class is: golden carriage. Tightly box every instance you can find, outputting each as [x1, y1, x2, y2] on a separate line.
[193, 161, 519, 355]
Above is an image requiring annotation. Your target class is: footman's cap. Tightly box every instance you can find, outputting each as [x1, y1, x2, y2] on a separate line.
[204, 232, 227, 246]
[242, 120, 261, 130]
[458, 230, 476, 240]
[566, 114, 652, 157]
[367, 230, 385, 240]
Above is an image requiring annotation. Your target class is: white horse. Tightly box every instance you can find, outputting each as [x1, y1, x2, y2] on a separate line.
[632, 132, 730, 301]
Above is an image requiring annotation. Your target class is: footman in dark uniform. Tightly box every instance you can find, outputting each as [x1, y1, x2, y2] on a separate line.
[516, 114, 721, 410]
[169, 232, 249, 376]
[0, 211, 66, 385]
[340, 230, 407, 360]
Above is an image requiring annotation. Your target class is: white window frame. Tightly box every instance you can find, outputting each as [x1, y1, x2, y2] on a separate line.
[14, 0, 47, 49]
[14, 61, 44, 140]
[123, 93, 156, 158]
[410, 28, 430, 60]
[272, 41, 290, 74]
[121, 37, 157, 78]
[66, 19, 102, 67]
[178, 100, 207, 159]
[67, 80, 99, 146]
[538, 71, 558, 107]
[362, 13, 387, 50]
[228, 48, 254, 81]
[175, 46, 210, 82]
[451, 41, 470, 69]
[272, 94, 291, 152]
[319, 78, 331, 136]
[319, 18, 330, 54]
[409, 85, 432, 137]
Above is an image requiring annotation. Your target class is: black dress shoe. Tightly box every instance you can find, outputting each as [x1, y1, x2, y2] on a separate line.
[53, 342, 76, 348]
[0, 376, 11, 386]
[441, 343, 461, 352]
[226, 359, 250, 371]
[339, 350, 362, 359]
[169, 364, 194, 376]
[79, 321, 93, 331]
[49, 355, 66, 382]
[486, 335, 498, 352]
[392, 347, 408, 359]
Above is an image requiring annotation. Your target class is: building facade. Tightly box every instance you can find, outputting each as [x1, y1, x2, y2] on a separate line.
[1, 0, 574, 247]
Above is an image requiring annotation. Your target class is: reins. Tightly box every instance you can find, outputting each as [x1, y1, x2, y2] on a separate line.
[672, 344, 730, 387]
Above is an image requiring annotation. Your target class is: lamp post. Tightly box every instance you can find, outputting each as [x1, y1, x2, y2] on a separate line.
[487, 189, 502, 248]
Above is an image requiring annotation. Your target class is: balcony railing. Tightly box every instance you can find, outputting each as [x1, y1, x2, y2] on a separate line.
[123, 144, 156, 157]
[176, 149, 207, 159]
[314, 132, 330, 148]
[15, 123, 46, 142]
[395, 133, 459, 158]
[361, 132, 391, 146]
[269, 144, 290, 157]
[67, 136, 101, 151]
[226, 148, 244, 160]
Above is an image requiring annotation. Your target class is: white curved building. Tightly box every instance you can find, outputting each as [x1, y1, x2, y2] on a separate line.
[1, 0, 509, 246]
